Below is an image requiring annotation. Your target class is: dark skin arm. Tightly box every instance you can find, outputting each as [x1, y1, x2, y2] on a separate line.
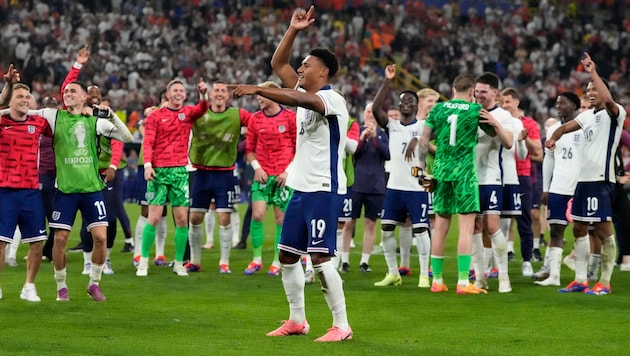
[582, 52, 619, 119]
[271, 6, 315, 89]
[372, 64, 397, 129]
[229, 85, 326, 115]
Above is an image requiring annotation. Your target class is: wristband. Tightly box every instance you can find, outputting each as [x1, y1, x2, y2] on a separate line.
[250, 160, 261, 170]
[109, 164, 117, 170]
[144, 163, 152, 169]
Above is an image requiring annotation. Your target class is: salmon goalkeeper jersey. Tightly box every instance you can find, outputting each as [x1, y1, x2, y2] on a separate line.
[143, 100, 209, 168]
[246, 107, 296, 176]
[0, 114, 52, 189]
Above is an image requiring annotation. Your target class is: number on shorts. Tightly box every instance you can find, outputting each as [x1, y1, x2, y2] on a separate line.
[94, 200, 106, 216]
[310, 219, 326, 239]
[513, 193, 522, 210]
[343, 198, 352, 213]
[587, 196, 599, 214]
[490, 190, 498, 204]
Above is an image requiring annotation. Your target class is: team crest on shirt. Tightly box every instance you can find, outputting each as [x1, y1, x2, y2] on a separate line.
[52, 211, 61, 221]
[178, 113, 186, 120]
[28, 125, 35, 134]
[278, 125, 286, 133]
[595, 113, 601, 124]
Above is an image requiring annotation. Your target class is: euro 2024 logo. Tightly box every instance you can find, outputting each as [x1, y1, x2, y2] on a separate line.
[70, 122, 89, 156]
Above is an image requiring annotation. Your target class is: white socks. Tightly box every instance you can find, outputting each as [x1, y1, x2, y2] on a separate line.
[381, 230, 398, 275]
[219, 225, 232, 265]
[134, 215, 147, 256]
[155, 217, 167, 257]
[314, 260, 349, 330]
[189, 223, 203, 265]
[399, 226, 412, 269]
[574, 235, 590, 283]
[415, 230, 430, 277]
[281, 261, 306, 324]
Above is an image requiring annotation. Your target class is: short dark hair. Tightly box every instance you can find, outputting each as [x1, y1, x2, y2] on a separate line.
[559, 92, 580, 109]
[308, 48, 339, 78]
[452, 74, 475, 93]
[399, 90, 419, 103]
[70, 81, 88, 92]
[476, 72, 500, 89]
[501, 87, 520, 100]
[158, 89, 167, 101]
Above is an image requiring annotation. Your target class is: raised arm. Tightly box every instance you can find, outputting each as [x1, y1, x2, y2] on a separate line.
[581, 52, 619, 118]
[271, 6, 315, 89]
[372, 64, 396, 128]
[0, 64, 20, 108]
[61, 44, 89, 98]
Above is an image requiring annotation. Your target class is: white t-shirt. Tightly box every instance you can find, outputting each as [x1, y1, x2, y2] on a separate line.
[500, 117, 523, 185]
[476, 106, 514, 185]
[543, 121, 583, 195]
[285, 88, 348, 194]
[575, 104, 626, 183]
[386, 118, 424, 191]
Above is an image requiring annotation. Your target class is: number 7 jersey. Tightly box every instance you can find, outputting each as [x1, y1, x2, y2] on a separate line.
[425, 99, 482, 182]
[386, 118, 423, 191]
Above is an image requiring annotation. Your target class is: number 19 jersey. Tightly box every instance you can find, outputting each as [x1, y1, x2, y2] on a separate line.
[425, 99, 482, 182]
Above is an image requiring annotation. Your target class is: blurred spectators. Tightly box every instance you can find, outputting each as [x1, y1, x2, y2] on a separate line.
[0, 0, 628, 124]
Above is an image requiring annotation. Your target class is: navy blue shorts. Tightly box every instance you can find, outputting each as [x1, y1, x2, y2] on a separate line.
[501, 184, 522, 216]
[279, 191, 340, 256]
[531, 179, 542, 209]
[338, 188, 352, 222]
[571, 181, 615, 223]
[478, 185, 502, 215]
[135, 166, 148, 205]
[0, 189, 47, 243]
[351, 191, 384, 220]
[50, 190, 108, 232]
[382, 189, 430, 229]
[547, 193, 572, 225]
[190, 169, 239, 213]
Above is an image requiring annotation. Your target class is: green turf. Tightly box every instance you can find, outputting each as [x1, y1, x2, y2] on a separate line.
[2, 203, 630, 355]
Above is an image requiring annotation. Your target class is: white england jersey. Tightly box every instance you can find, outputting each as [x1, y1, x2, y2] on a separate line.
[286, 87, 348, 194]
[386, 118, 423, 191]
[575, 104, 626, 183]
[543, 121, 583, 195]
[476, 106, 514, 185]
[500, 117, 522, 185]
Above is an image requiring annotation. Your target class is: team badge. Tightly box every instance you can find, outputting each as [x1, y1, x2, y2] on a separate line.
[52, 211, 61, 221]
[178, 113, 186, 121]
[28, 125, 35, 134]
[145, 192, 154, 201]
[278, 125, 286, 133]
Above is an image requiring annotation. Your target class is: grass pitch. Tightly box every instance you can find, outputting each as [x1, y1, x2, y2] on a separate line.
[2, 203, 630, 355]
